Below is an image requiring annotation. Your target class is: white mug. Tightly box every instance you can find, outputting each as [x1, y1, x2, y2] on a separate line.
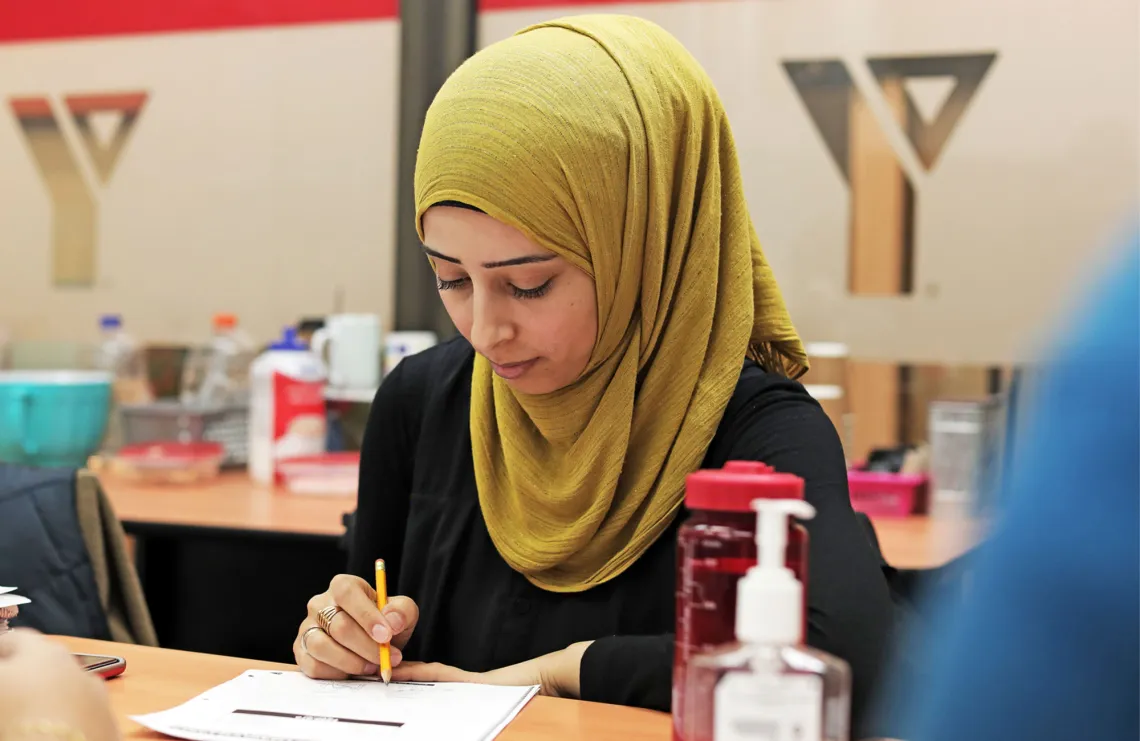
[311, 314, 382, 389]
[383, 331, 438, 376]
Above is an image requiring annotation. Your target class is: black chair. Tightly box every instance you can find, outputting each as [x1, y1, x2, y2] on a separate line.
[0, 463, 156, 644]
[339, 511, 356, 553]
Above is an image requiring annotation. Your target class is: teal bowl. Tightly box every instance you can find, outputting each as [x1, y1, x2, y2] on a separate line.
[0, 371, 113, 467]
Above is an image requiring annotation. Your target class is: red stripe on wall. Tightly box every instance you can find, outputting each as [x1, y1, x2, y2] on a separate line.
[0, 0, 400, 45]
[9, 97, 52, 118]
[480, 0, 699, 9]
[65, 92, 149, 115]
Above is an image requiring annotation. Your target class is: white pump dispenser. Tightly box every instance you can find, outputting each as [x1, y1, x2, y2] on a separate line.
[736, 499, 816, 645]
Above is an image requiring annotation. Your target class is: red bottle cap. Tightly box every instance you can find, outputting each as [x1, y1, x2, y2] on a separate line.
[213, 313, 237, 329]
[685, 461, 805, 512]
[722, 461, 774, 475]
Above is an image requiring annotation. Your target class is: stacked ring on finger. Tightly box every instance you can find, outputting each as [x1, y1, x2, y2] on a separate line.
[316, 605, 344, 633]
[300, 626, 324, 655]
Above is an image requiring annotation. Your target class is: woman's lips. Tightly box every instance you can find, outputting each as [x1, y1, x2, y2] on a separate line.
[490, 358, 538, 380]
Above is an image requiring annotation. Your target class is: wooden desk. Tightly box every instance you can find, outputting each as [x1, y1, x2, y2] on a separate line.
[61, 637, 670, 741]
[105, 473, 354, 537]
[100, 473, 979, 663]
[867, 516, 979, 570]
[102, 473, 976, 568]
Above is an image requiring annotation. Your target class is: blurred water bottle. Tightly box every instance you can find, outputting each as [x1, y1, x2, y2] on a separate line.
[94, 314, 151, 404]
[94, 314, 152, 450]
[181, 313, 255, 407]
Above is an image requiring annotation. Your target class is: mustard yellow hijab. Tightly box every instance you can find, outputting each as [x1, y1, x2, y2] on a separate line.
[414, 15, 806, 592]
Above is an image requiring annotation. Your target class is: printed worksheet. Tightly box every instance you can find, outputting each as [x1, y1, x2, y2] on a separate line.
[133, 670, 538, 741]
[0, 592, 29, 609]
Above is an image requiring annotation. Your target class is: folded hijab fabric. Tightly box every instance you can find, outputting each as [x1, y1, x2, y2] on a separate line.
[414, 15, 807, 592]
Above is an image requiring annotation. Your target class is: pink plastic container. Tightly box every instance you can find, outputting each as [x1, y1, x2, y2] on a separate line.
[847, 470, 930, 517]
[277, 452, 360, 496]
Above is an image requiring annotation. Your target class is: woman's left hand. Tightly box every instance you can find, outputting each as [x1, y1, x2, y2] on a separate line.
[391, 641, 592, 699]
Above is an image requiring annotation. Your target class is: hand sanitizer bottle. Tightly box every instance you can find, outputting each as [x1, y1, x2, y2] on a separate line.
[684, 500, 851, 741]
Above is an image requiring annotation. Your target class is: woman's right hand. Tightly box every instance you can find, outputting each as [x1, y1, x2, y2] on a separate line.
[294, 574, 419, 680]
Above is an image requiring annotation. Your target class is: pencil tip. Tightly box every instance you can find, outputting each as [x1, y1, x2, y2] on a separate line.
[381, 668, 392, 684]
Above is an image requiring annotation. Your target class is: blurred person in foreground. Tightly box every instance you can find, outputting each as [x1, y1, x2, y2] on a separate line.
[882, 227, 1139, 741]
[0, 630, 119, 741]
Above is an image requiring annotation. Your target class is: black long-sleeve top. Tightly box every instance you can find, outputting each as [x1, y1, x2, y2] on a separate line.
[347, 338, 894, 735]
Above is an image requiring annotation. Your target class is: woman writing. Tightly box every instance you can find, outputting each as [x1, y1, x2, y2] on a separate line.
[294, 15, 894, 735]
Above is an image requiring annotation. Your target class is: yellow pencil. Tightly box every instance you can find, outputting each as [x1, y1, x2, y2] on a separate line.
[375, 559, 392, 684]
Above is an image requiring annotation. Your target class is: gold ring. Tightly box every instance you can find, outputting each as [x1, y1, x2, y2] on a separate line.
[316, 605, 344, 633]
[300, 625, 324, 655]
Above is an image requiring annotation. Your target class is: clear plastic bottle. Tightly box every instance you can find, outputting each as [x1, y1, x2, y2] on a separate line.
[93, 314, 151, 450]
[93, 314, 151, 405]
[684, 500, 851, 741]
[181, 313, 255, 407]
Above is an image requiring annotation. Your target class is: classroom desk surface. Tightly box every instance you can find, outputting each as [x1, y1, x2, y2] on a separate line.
[105, 473, 354, 537]
[103, 473, 978, 568]
[61, 637, 671, 741]
[870, 515, 980, 570]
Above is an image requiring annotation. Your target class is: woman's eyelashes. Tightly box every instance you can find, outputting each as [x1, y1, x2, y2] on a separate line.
[436, 276, 554, 300]
[436, 276, 468, 291]
[511, 278, 553, 300]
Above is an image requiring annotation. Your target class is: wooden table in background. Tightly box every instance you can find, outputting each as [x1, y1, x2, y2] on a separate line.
[62, 637, 670, 741]
[106, 473, 976, 567]
[866, 515, 979, 570]
[102, 473, 979, 662]
[106, 474, 354, 537]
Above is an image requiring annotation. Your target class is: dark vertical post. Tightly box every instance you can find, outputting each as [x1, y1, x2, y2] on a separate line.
[394, 0, 477, 335]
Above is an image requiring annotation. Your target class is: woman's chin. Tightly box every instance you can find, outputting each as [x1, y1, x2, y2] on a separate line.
[498, 369, 564, 395]
[500, 374, 555, 395]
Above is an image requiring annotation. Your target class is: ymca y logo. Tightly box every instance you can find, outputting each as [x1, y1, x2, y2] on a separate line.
[783, 54, 996, 296]
[9, 92, 149, 286]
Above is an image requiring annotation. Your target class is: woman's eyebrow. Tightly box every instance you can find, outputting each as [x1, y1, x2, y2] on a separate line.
[422, 245, 555, 269]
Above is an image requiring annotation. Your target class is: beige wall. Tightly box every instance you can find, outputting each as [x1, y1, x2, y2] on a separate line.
[481, 0, 1140, 365]
[3, 1, 1136, 363]
[0, 20, 400, 346]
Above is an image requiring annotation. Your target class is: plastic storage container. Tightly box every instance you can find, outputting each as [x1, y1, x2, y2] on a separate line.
[847, 470, 930, 517]
[278, 452, 360, 495]
[249, 328, 327, 484]
[96, 441, 225, 484]
[929, 397, 1007, 517]
[119, 401, 249, 466]
[673, 462, 809, 741]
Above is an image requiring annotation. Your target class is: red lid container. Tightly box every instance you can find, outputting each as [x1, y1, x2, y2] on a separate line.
[673, 461, 810, 741]
[103, 441, 225, 484]
[685, 464, 804, 511]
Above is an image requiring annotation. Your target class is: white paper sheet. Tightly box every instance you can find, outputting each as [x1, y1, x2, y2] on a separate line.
[0, 594, 30, 608]
[0, 586, 17, 595]
[133, 670, 538, 741]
